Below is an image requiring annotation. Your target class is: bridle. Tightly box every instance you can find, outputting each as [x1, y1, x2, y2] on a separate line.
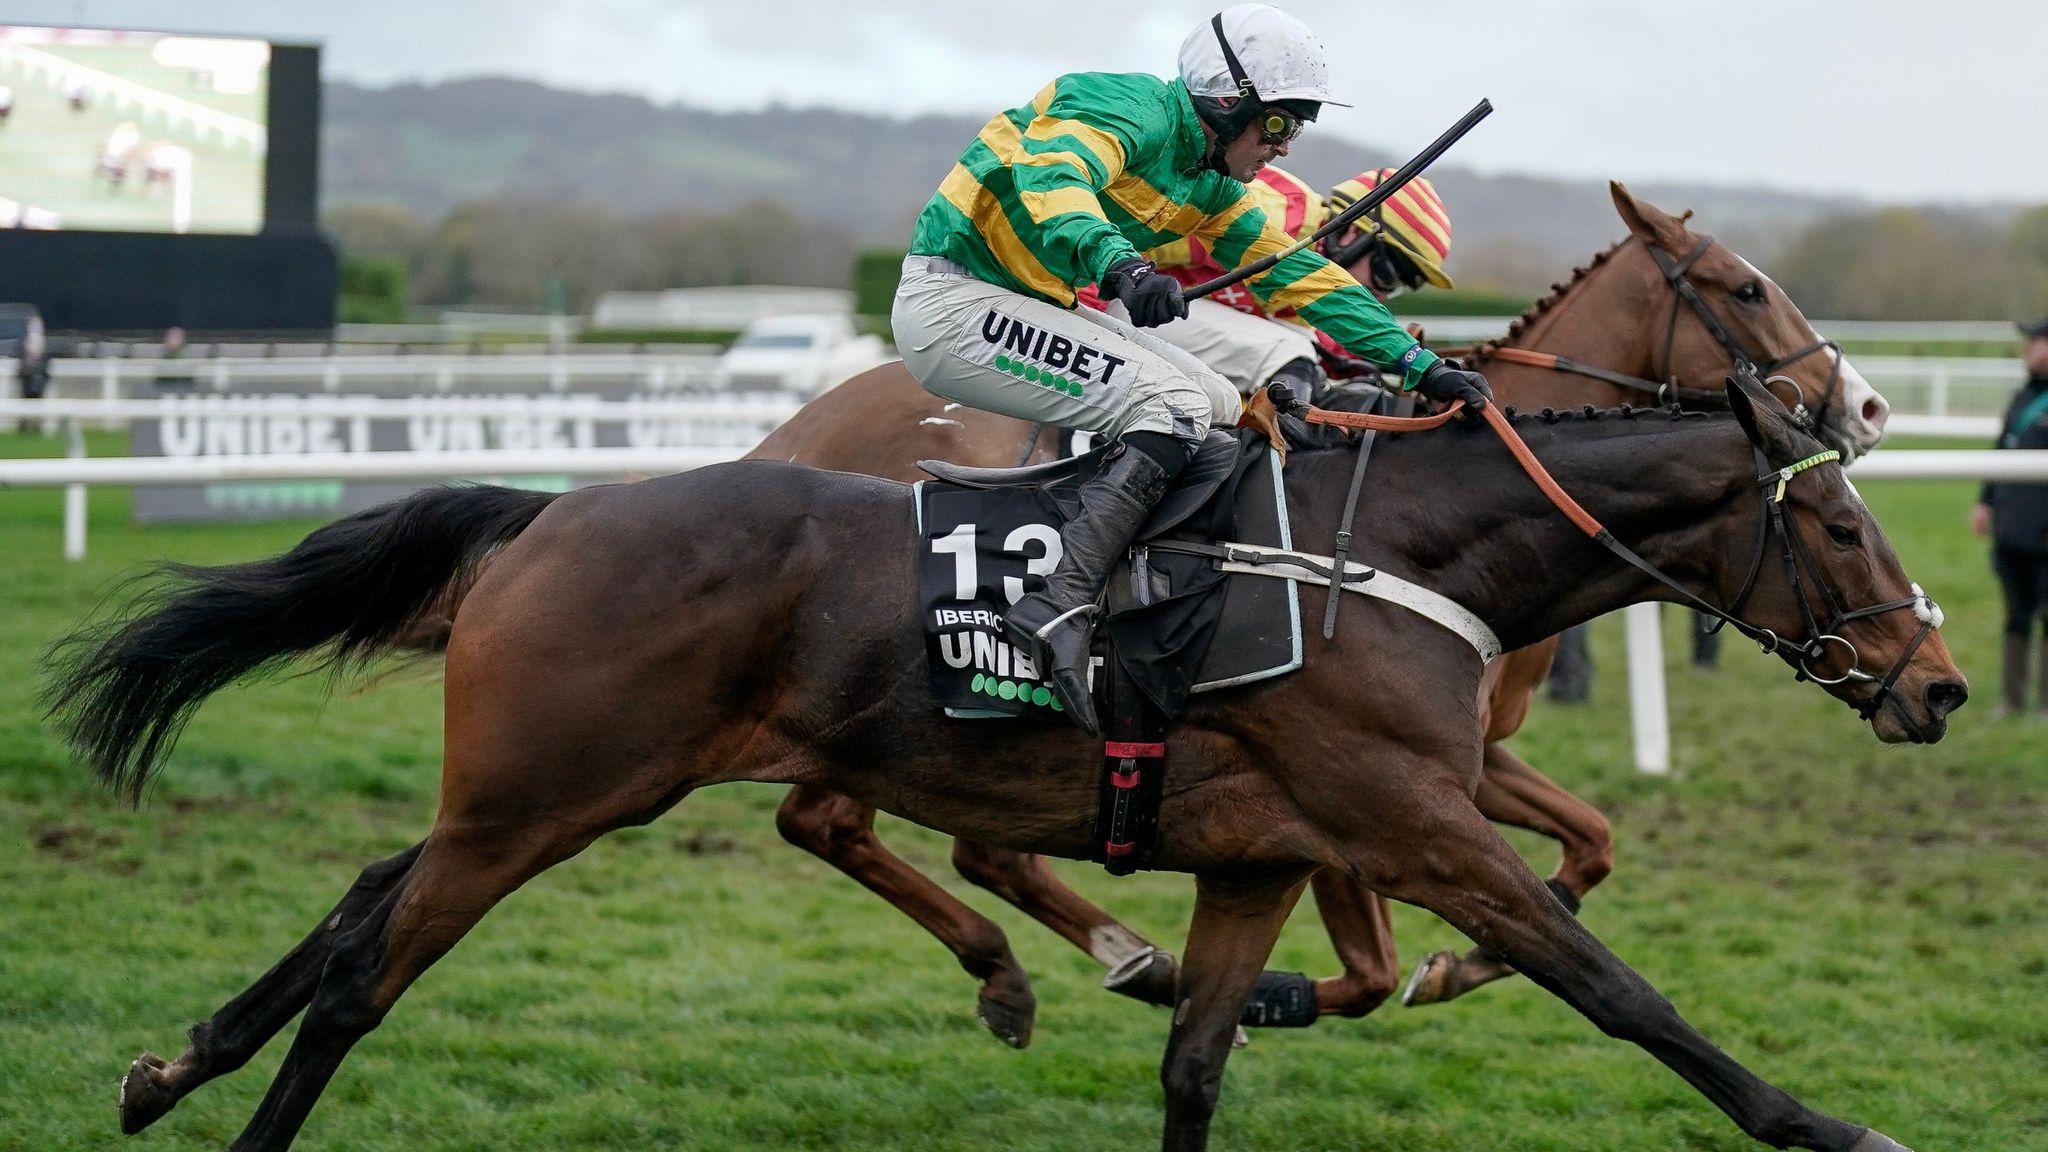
[1302, 396, 1944, 730]
[1607, 429, 1943, 728]
[1647, 236, 1847, 434]
[1472, 235, 1849, 435]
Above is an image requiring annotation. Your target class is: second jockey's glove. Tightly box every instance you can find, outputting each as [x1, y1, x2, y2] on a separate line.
[1264, 377, 1311, 417]
[1102, 257, 1188, 329]
[1415, 360, 1493, 410]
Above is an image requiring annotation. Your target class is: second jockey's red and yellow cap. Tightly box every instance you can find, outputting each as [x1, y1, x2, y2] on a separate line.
[1327, 169, 1455, 290]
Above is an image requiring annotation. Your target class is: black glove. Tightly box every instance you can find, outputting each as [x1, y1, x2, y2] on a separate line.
[1101, 257, 1188, 329]
[1415, 360, 1493, 409]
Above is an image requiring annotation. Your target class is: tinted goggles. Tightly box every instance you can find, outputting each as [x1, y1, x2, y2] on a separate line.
[1257, 106, 1308, 145]
[1367, 239, 1429, 298]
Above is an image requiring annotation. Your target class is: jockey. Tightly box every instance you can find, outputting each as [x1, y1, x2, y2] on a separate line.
[1079, 166, 1457, 401]
[893, 3, 1493, 733]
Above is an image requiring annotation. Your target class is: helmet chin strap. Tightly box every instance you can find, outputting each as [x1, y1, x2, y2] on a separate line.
[1198, 11, 1259, 175]
[1201, 130, 1233, 175]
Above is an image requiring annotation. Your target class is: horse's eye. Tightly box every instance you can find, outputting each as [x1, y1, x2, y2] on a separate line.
[1734, 280, 1765, 305]
[1826, 524, 1861, 548]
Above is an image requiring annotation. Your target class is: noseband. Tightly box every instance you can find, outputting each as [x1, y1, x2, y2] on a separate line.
[1302, 397, 1943, 728]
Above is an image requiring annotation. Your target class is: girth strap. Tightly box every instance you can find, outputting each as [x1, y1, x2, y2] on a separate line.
[1322, 420, 1379, 640]
[1147, 539, 1502, 661]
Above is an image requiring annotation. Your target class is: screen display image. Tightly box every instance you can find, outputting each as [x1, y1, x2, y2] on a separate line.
[0, 25, 268, 234]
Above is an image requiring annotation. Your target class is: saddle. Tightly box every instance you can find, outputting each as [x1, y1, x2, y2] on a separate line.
[921, 427, 1245, 544]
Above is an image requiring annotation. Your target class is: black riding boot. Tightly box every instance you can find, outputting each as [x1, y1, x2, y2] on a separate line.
[2035, 633, 2048, 717]
[2000, 633, 2028, 717]
[1004, 435, 1188, 734]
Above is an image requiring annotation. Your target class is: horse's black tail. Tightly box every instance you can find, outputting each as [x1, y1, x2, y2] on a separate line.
[43, 484, 559, 804]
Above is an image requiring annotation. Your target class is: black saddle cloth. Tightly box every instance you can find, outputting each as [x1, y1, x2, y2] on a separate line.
[915, 428, 1299, 721]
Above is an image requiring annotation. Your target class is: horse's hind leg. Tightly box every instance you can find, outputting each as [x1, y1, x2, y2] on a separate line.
[774, 785, 1037, 1048]
[949, 841, 1174, 1003]
[118, 841, 424, 1135]
[950, 844, 1326, 1030]
[1404, 740, 1614, 1007]
[221, 821, 593, 1152]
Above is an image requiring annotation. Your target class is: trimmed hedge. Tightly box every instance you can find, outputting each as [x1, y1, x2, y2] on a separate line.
[854, 248, 909, 318]
[337, 256, 409, 324]
[1387, 288, 1533, 317]
[576, 328, 741, 347]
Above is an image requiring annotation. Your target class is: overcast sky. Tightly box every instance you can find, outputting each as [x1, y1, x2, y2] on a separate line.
[12, 0, 2045, 203]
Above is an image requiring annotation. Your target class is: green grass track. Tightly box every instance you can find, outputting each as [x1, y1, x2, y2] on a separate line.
[0, 430, 2042, 1150]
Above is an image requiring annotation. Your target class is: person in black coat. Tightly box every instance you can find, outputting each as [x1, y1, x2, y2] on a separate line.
[1972, 317, 2048, 715]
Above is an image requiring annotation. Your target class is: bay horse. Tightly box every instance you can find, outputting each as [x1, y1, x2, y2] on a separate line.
[47, 365, 1959, 1151]
[746, 183, 1896, 1036]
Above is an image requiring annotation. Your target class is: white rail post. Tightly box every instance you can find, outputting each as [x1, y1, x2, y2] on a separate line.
[1625, 602, 1670, 775]
[1930, 366, 1949, 420]
[100, 361, 120, 430]
[63, 418, 88, 562]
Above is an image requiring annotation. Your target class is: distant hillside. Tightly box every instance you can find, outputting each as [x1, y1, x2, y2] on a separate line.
[321, 77, 1876, 290]
[323, 78, 978, 242]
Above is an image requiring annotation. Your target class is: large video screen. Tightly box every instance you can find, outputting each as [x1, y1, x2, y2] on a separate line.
[0, 25, 268, 235]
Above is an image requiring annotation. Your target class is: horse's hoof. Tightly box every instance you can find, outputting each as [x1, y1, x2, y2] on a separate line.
[1401, 950, 1458, 1007]
[1849, 1131, 1914, 1152]
[1230, 1026, 1250, 1049]
[118, 1051, 178, 1135]
[976, 987, 1035, 1049]
[1102, 947, 1179, 1008]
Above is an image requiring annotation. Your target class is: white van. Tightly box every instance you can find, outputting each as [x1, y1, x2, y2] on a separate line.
[712, 313, 889, 396]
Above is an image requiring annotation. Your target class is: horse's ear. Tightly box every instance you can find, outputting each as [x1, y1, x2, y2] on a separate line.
[1726, 375, 1766, 449]
[1610, 181, 1694, 257]
[1724, 371, 1796, 457]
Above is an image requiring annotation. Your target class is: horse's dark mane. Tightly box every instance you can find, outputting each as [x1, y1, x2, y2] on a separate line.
[1283, 401, 1715, 457]
[1466, 237, 1633, 364]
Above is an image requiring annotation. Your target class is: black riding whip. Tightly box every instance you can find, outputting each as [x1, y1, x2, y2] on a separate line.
[1185, 98, 1494, 300]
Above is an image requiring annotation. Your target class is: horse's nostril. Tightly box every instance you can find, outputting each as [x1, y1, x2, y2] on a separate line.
[1862, 397, 1886, 424]
[1925, 680, 1968, 716]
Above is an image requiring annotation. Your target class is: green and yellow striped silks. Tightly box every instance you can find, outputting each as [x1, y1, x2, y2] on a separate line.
[908, 72, 1438, 387]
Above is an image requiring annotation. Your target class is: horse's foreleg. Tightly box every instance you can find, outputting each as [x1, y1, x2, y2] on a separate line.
[1159, 868, 1313, 1152]
[118, 841, 425, 1135]
[1305, 869, 1401, 1019]
[775, 786, 1036, 1048]
[1405, 740, 1614, 1007]
[1362, 800, 1895, 1152]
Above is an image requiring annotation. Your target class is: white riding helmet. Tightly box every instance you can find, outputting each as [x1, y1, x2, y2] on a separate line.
[1177, 4, 1350, 109]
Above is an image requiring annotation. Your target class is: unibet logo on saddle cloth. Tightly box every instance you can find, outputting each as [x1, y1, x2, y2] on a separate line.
[973, 310, 1130, 399]
[917, 482, 1088, 720]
